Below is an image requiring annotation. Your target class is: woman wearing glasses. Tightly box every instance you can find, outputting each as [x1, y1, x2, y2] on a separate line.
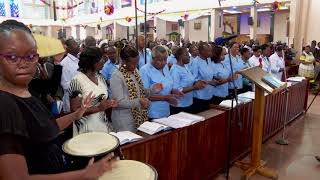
[0, 20, 116, 179]
[140, 45, 184, 119]
[69, 47, 119, 136]
[110, 45, 163, 132]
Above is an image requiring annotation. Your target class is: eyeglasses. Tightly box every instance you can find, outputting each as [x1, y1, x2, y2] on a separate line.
[0, 53, 39, 64]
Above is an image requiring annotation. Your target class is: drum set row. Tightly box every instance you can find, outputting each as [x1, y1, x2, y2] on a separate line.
[63, 132, 157, 180]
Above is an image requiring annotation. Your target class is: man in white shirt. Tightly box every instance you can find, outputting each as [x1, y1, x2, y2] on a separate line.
[60, 38, 80, 113]
[269, 46, 285, 80]
[248, 45, 262, 68]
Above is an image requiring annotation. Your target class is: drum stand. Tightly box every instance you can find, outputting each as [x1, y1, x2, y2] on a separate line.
[305, 87, 319, 113]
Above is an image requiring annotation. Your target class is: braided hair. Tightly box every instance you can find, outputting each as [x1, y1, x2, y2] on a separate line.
[0, 20, 32, 34]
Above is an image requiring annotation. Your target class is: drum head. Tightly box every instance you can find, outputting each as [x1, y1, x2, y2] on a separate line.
[63, 132, 119, 157]
[99, 160, 157, 180]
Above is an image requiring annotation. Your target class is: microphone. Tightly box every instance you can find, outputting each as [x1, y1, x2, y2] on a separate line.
[259, 57, 263, 66]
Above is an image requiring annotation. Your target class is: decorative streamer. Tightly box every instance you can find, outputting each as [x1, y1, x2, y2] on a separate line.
[39, 0, 84, 10]
[10, 0, 19, 17]
[136, 7, 165, 16]
[0, 0, 6, 16]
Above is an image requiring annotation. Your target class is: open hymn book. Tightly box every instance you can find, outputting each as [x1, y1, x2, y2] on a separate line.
[137, 121, 171, 135]
[153, 112, 205, 129]
[109, 131, 143, 145]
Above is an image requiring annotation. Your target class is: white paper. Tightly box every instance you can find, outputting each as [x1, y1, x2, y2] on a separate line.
[174, 112, 205, 121]
[287, 76, 305, 82]
[219, 100, 237, 108]
[153, 118, 190, 129]
[137, 122, 169, 135]
[238, 91, 256, 99]
[110, 131, 142, 145]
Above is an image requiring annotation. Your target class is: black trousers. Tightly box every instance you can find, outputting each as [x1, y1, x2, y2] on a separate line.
[211, 96, 226, 105]
[242, 84, 252, 93]
[192, 98, 211, 114]
[228, 88, 243, 99]
[170, 105, 196, 115]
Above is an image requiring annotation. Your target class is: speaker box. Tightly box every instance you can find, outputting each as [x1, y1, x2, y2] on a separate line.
[248, 16, 254, 26]
[140, 23, 149, 33]
[58, 29, 66, 39]
[178, 19, 184, 27]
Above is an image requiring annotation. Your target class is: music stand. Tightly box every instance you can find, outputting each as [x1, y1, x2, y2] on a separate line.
[235, 67, 286, 180]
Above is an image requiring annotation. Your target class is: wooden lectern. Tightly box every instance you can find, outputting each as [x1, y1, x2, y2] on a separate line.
[235, 67, 286, 180]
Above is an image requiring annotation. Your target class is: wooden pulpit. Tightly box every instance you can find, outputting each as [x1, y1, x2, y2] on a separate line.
[236, 67, 286, 180]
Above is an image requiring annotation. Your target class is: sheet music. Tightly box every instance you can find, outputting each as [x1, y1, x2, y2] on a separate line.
[153, 118, 190, 129]
[219, 100, 238, 108]
[110, 131, 142, 145]
[174, 112, 205, 121]
[287, 76, 305, 82]
[138, 122, 169, 135]
[238, 91, 256, 99]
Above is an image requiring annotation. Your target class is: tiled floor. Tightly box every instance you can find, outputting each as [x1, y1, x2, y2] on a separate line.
[216, 93, 320, 180]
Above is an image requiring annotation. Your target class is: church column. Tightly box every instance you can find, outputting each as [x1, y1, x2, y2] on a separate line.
[210, 9, 224, 41]
[154, 17, 166, 40]
[289, 0, 311, 59]
[249, 6, 258, 40]
[47, 25, 52, 37]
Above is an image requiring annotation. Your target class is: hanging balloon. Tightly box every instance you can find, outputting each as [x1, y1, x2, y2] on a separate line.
[105, 4, 114, 15]
[183, 13, 189, 21]
[278, 2, 283, 9]
[272, 1, 280, 11]
[125, 16, 132, 22]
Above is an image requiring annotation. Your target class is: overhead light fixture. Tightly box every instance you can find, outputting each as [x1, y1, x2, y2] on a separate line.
[232, 6, 237, 9]
[257, 8, 271, 12]
[223, 9, 242, 14]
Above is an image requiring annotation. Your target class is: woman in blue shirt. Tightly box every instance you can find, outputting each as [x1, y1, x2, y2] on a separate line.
[210, 46, 233, 105]
[190, 42, 213, 113]
[170, 47, 206, 114]
[224, 42, 246, 96]
[140, 45, 183, 119]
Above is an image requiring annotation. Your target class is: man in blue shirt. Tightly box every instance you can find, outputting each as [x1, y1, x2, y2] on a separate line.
[101, 46, 118, 85]
[137, 35, 152, 69]
[167, 46, 178, 68]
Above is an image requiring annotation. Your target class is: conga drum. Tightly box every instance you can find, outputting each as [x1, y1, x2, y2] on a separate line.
[99, 160, 158, 180]
[63, 132, 120, 170]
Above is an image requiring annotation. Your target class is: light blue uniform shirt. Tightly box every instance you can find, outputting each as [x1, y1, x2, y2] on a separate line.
[170, 64, 195, 107]
[167, 54, 177, 65]
[140, 64, 173, 119]
[138, 48, 152, 69]
[242, 59, 252, 86]
[187, 56, 197, 71]
[101, 59, 117, 82]
[211, 62, 229, 98]
[224, 54, 246, 89]
[191, 56, 213, 100]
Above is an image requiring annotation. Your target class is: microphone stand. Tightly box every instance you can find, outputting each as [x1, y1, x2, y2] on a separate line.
[225, 48, 242, 180]
[276, 50, 289, 145]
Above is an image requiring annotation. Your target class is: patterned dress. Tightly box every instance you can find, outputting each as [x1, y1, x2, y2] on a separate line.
[299, 52, 315, 78]
[69, 72, 112, 136]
